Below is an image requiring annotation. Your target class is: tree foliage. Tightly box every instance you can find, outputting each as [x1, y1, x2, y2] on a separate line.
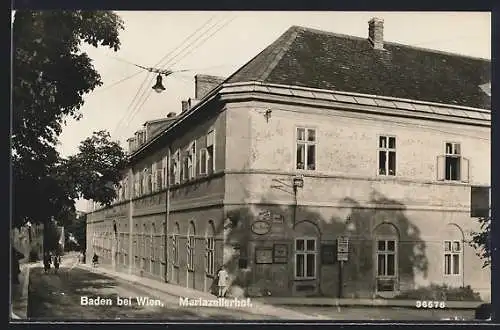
[67, 130, 128, 206]
[469, 216, 491, 268]
[12, 10, 124, 228]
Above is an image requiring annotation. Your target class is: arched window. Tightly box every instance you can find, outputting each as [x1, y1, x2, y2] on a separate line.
[187, 222, 195, 271]
[172, 222, 180, 266]
[373, 222, 399, 292]
[151, 223, 156, 261]
[294, 221, 320, 280]
[143, 223, 148, 270]
[205, 221, 215, 276]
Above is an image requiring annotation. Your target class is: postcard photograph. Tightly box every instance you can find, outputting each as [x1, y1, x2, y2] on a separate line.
[10, 10, 492, 322]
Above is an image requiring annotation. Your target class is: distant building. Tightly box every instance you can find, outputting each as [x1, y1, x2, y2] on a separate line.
[11, 223, 44, 261]
[87, 18, 490, 299]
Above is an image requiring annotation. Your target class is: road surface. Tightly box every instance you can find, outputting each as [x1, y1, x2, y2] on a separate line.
[27, 256, 279, 320]
[26, 254, 478, 321]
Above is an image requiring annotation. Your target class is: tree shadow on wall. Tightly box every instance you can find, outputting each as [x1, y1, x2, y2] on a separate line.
[211, 188, 428, 299]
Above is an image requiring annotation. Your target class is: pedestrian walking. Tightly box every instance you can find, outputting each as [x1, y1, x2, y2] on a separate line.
[43, 252, 51, 273]
[92, 253, 99, 267]
[217, 266, 229, 298]
[53, 254, 60, 273]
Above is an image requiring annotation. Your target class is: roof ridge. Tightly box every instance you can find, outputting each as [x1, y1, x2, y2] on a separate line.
[260, 27, 302, 81]
[296, 25, 491, 62]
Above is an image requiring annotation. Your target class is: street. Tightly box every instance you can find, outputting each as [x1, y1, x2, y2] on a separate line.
[27, 256, 279, 320]
[26, 254, 477, 321]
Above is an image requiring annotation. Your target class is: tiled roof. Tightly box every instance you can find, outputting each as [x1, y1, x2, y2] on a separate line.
[226, 26, 491, 110]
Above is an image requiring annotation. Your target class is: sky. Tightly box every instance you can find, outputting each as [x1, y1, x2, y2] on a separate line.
[22, 11, 492, 211]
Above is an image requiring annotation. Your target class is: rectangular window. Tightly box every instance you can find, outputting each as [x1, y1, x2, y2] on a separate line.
[378, 136, 396, 176]
[295, 238, 317, 279]
[151, 163, 157, 192]
[156, 169, 163, 191]
[171, 150, 180, 185]
[296, 128, 316, 170]
[376, 240, 397, 277]
[445, 142, 461, 181]
[186, 141, 196, 180]
[206, 236, 215, 275]
[199, 148, 207, 175]
[444, 240, 461, 275]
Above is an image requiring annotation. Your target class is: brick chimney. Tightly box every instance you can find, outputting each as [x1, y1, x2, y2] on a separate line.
[195, 74, 225, 100]
[368, 17, 384, 50]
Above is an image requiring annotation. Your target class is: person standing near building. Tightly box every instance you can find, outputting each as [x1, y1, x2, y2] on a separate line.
[217, 266, 229, 298]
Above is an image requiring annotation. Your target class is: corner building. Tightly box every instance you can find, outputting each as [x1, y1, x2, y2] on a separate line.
[86, 19, 491, 300]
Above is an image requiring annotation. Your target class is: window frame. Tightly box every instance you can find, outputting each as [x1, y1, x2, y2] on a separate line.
[294, 237, 317, 280]
[295, 127, 317, 171]
[187, 223, 195, 271]
[375, 238, 398, 278]
[444, 142, 462, 182]
[205, 223, 215, 276]
[377, 135, 397, 176]
[172, 149, 180, 185]
[172, 223, 180, 267]
[199, 148, 208, 175]
[443, 239, 462, 276]
[206, 129, 216, 174]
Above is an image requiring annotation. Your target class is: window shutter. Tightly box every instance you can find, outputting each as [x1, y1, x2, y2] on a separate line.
[437, 155, 445, 181]
[198, 135, 207, 175]
[461, 157, 470, 183]
[163, 156, 168, 187]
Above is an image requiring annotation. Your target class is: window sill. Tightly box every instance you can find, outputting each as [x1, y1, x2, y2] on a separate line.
[294, 277, 317, 281]
[444, 274, 461, 277]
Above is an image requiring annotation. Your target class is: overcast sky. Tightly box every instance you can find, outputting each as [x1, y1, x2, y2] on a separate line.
[29, 11, 491, 211]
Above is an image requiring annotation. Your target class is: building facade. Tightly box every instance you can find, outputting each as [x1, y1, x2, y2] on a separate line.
[86, 19, 491, 300]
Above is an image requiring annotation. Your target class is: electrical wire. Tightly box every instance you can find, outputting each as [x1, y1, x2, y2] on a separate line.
[93, 69, 145, 94]
[121, 17, 231, 130]
[112, 15, 219, 136]
[121, 15, 236, 134]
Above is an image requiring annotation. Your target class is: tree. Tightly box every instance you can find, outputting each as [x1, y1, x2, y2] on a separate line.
[470, 216, 491, 268]
[66, 130, 128, 207]
[12, 10, 124, 228]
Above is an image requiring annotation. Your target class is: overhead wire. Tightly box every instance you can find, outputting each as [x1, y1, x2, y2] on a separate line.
[112, 15, 219, 136]
[121, 15, 236, 134]
[121, 16, 232, 131]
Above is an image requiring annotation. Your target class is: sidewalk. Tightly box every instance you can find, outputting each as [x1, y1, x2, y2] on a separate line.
[11, 262, 37, 320]
[77, 263, 325, 320]
[252, 297, 483, 310]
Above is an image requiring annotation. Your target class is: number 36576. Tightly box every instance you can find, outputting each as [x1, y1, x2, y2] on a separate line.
[416, 301, 446, 308]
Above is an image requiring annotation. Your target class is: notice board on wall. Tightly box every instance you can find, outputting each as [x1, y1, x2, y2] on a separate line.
[273, 244, 288, 264]
[255, 247, 273, 264]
